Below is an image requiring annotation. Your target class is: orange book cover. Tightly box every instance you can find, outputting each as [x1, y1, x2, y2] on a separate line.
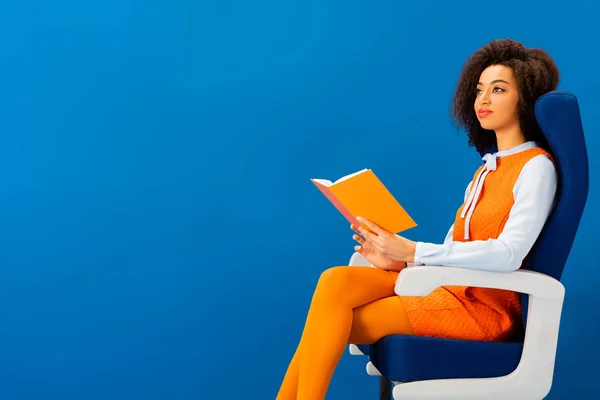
[311, 168, 417, 234]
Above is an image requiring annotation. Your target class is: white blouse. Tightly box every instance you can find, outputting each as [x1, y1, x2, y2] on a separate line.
[412, 141, 558, 272]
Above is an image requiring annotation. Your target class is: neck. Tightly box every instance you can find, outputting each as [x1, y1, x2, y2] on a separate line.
[494, 123, 527, 152]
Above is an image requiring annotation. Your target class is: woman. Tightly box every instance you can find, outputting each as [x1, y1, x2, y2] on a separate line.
[276, 38, 560, 400]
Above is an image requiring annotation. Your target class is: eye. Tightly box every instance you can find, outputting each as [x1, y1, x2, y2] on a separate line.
[475, 88, 482, 95]
[493, 87, 505, 92]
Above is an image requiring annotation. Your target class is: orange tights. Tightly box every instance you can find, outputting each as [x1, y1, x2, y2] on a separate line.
[275, 266, 415, 400]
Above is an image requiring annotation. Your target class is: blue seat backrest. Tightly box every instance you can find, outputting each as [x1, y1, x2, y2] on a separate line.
[477, 91, 589, 332]
[527, 91, 589, 280]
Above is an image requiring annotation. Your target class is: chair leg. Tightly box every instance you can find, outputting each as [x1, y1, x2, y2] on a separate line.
[379, 376, 392, 400]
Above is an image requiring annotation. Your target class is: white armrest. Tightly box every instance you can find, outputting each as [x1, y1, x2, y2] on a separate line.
[395, 265, 564, 299]
[391, 265, 565, 400]
[348, 252, 374, 267]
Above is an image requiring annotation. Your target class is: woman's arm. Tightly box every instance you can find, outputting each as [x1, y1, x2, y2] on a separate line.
[412, 155, 557, 272]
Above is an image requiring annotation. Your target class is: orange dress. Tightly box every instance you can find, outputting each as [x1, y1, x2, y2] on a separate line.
[400, 147, 553, 342]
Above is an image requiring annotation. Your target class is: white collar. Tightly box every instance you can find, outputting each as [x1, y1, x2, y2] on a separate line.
[482, 141, 539, 172]
[492, 141, 539, 158]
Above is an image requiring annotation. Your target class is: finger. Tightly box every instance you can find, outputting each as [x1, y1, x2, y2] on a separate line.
[353, 234, 365, 245]
[356, 217, 385, 236]
[356, 219, 379, 240]
[351, 225, 367, 241]
[350, 224, 360, 234]
[357, 226, 378, 242]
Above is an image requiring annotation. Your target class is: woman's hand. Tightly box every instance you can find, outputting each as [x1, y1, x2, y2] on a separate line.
[352, 217, 417, 267]
[352, 222, 405, 270]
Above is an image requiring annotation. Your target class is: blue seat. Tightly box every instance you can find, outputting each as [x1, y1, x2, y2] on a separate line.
[357, 335, 523, 381]
[348, 91, 589, 399]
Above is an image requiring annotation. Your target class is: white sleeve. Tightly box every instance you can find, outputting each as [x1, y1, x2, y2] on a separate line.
[413, 155, 557, 272]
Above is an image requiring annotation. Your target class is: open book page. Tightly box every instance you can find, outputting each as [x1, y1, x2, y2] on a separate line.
[311, 179, 332, 186]
[311, 168, 369, 187]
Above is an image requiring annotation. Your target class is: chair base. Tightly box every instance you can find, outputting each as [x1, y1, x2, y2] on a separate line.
[380, 376, 392, 400]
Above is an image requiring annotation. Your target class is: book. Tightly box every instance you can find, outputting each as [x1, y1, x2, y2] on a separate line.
[311, 168, 417, 234]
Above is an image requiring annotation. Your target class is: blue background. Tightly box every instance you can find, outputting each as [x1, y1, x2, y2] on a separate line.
[0, 0, 597, 399]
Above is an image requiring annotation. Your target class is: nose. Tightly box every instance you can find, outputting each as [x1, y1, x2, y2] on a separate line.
[479, 89, 491, 105]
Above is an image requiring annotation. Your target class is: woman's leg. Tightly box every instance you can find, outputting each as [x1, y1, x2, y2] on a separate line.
[349, 294, 414, 344]
[275, 346, 301, 400]
[276, 266, 412, 400]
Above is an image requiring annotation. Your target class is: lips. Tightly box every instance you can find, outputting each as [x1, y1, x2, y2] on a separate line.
[478, 109, 493, 117]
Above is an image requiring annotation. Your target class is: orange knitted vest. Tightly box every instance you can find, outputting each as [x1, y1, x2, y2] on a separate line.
[453, 147, 553, 242]
[401, 146, 554, 341]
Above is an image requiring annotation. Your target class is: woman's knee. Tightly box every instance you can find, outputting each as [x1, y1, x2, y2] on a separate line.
[315, 266, 353, 298]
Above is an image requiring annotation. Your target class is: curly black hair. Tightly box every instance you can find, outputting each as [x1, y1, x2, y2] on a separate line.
[450, 39, 560, 153]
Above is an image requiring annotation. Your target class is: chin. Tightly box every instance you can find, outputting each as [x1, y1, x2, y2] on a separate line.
[478, 120, 496, 131]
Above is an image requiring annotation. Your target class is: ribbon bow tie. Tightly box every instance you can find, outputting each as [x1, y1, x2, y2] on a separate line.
[482, 153, 498, 171]
[459, 153, 499, 239]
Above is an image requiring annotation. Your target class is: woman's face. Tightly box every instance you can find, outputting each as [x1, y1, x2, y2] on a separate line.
[474, 64, 520, 131]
